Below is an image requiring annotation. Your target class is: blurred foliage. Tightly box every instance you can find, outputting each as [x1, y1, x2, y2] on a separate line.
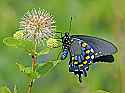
[0, 0, 125, 93]
[0, 86, 11, 93]
[0, 85, 17, 93]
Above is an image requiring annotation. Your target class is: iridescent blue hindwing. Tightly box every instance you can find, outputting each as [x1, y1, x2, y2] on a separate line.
[68, 38, 95, 82]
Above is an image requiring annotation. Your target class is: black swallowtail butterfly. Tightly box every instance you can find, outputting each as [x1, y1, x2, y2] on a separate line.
[56, 17, 118, 83]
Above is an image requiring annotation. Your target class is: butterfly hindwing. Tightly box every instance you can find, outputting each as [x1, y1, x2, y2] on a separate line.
[67, 38, 95, 82]
[93, 55, 114, 62]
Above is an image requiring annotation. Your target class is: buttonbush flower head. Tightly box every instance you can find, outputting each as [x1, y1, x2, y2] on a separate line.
[19, 8, 56, 44]
[13, 31, 24, 40]
[47, 38, 58, 48]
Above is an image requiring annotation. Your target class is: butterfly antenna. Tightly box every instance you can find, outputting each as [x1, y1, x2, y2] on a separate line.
[56, 47, 63, 60]
[68, 17, 73, 33]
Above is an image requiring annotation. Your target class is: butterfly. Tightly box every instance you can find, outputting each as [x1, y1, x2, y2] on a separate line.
[56, 17, 118, 83]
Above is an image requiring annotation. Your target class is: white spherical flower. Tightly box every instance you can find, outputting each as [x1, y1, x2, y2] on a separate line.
[19, 8, 56, 44]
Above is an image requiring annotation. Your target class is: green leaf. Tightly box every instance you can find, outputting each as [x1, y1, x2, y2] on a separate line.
[3, 37, 19, 47]
[36, 60, 61, 76]
[16, 63, 40, 79]
[96, 90, 111, 93]
[17, 40, 34, 50]
[37, 48, 50, 56]
[0, 86, 11, 93]
[16, 63, 26, 72]
[36, 62, 53, 75]
[16, 60, 61, 79]
[3, 37, 34, 50]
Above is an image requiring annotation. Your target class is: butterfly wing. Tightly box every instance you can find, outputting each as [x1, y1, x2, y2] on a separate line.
[68, 38, 95, 82]
[72, 35, 118, 59]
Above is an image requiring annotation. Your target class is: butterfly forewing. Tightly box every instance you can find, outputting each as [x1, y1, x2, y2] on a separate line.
[72, 35, 118, 58]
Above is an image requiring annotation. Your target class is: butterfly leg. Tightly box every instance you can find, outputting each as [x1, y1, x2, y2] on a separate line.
[82, 65, 89, 77]
[73, 71, 83, 83]
[83, 69, 87, 77]
[78, 73, 82, 83]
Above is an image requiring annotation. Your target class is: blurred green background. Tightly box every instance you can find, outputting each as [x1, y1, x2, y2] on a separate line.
[0, 0, 125, 93]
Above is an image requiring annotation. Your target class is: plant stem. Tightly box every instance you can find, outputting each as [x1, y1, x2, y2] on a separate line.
[32, 54, 37, 71]
[27, 54, 37, 93]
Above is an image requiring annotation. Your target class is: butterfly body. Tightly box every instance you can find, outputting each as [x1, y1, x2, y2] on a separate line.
[60, 33, 117, 82]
